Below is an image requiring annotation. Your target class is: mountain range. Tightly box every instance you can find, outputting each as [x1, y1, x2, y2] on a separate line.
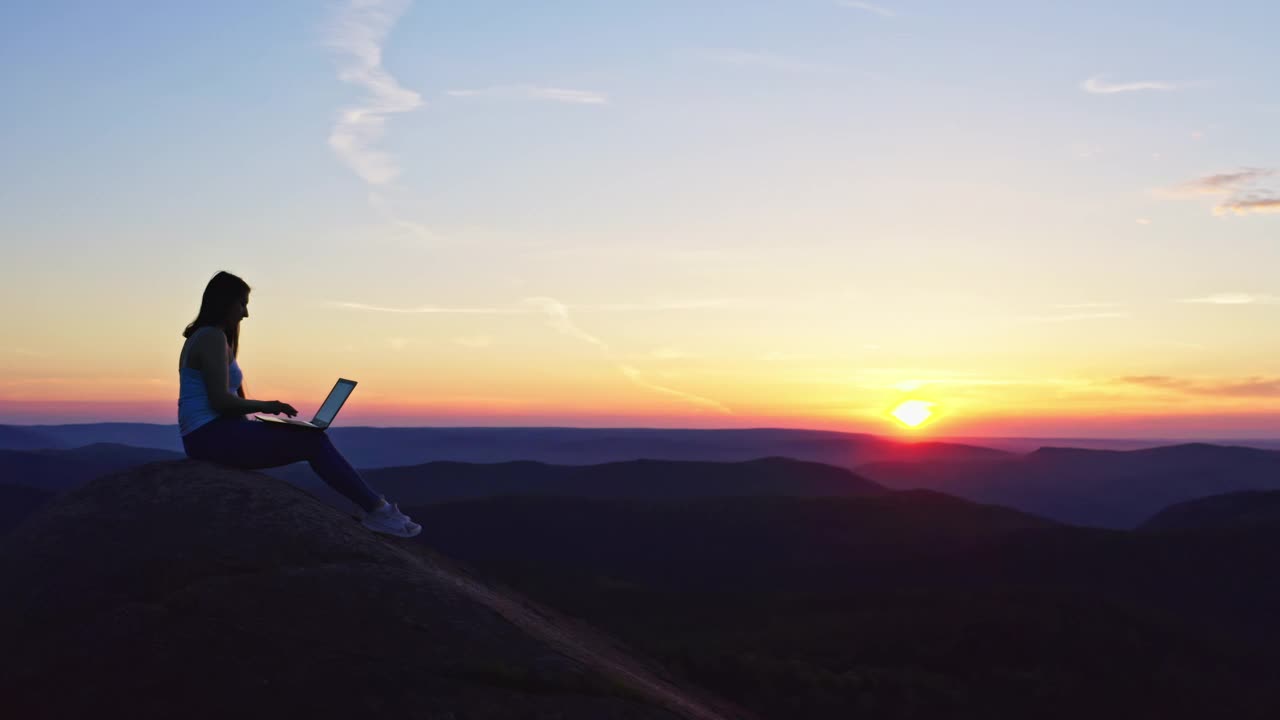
[5, 429, 1280, 717]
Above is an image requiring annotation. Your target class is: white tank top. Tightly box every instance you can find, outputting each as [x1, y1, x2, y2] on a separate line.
[177, 326, 244, 436]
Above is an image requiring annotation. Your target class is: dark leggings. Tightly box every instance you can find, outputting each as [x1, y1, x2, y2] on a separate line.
[182, 416, 384, 512]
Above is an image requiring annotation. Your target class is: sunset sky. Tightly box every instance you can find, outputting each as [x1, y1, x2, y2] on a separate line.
[3, 1, 1280, 438]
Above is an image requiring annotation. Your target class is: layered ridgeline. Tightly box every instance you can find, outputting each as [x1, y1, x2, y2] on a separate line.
[1140, 489, 1280, 532]
[856, 443, 1280, 528]
[269, 456, 887, 514]
[0, 423, 1007, 466]
[9, 425, 1280, 529]
[0, 443, 183, 491]
[9, 428, 1280, 529]
[0, 461, 743, 720]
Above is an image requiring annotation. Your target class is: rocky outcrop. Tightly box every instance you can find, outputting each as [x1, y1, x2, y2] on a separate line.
[0, 460, 740, 720]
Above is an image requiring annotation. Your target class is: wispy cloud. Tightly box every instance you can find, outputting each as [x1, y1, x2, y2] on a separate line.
[325, 0, 422, 186]
[1179, 293, 1280, 305]
[1159, 168, 1280, 216]
[331, 296, 733, 413]
[447, 85, 607, 105]
[1163, 168, 1273, 197]
[367, 190, 448, 248]
[1118, 375, 1280, 398]
[1081, 75, 1177, 94]
[618, 363, 733, 414]
[519, 296, 733, 414]
[688, 48, 833, 73]
[519, 296, 611, 350]
[1214, 195, 1280, 216]
[837, 1, 895, 17]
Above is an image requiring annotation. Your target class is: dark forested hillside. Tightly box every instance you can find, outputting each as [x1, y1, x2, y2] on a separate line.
[404, 494, 1280, 719]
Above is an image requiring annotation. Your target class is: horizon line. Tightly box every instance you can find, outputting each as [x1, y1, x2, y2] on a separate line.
[3, 420, 1277, 443]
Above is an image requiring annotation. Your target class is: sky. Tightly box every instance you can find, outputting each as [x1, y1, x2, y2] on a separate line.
[3, 0, 1280, 438]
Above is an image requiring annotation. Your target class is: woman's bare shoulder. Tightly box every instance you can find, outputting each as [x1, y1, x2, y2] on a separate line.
[184, 327, 230, 366]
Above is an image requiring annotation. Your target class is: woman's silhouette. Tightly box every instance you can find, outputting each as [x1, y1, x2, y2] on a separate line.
[178, 271, 420, 538]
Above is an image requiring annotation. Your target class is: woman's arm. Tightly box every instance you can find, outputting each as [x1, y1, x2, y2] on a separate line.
[192, 330, 269, 415]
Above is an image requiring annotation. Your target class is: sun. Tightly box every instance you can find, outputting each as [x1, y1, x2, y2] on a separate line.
[890, 400, 935, 428]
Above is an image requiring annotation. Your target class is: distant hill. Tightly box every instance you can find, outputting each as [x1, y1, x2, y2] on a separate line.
[2, 423, 1009, 469]
[856, 442, 1280, 528]
[0, 425, 64, 451]
[323, 427, 1010, 469]
[0, 460, 741, 719]
[1140, 490, 1280, 532]
[0, 423, 182, 452]
[0, 443, 184, 492]
[268, 456, 888, 513]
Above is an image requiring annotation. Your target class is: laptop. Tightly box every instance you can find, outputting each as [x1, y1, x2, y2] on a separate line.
[254, 378, 357, 430]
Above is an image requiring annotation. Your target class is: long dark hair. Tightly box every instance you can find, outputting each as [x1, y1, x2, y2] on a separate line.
[182, 271, 251, 359]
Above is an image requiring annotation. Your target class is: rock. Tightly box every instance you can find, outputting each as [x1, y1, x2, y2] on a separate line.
[0, 460, 732, 720]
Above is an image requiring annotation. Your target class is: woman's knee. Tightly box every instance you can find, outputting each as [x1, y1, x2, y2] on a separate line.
[301, 429, 333, 456]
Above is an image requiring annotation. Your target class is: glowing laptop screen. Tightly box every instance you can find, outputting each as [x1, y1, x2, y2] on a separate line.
[313, 379, 356, 426]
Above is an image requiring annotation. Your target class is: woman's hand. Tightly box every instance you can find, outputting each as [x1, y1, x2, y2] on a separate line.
[261, 400, 298, 417]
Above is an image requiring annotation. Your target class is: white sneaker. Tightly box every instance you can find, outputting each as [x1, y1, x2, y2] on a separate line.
[391, 503, 422, 536]
[362, 501, 422, 538]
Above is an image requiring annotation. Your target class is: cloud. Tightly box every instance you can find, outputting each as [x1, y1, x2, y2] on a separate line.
[328, 295, 735, 413]
[520, 296, 733, 414]
[688, 48, 833, 73]
[1159, 168, 1280, 217]
[325, 0, 422, 186]
[618, 364, 733, 414]
[1118, 375, 1280, 398]
[519, 296, 610, 350]
[1164, 168, 1273, 197]
[837, 1, 894, 17]
[446, 85, 607, 105]
[1178, 293, 1280, 305]
[367, 190, 449, 248]
[1214, 195, 1280, 216]
[1081, 75, 1177, 94]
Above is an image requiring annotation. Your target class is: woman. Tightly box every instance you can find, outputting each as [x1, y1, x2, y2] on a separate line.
[178, 271, 420, 538]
